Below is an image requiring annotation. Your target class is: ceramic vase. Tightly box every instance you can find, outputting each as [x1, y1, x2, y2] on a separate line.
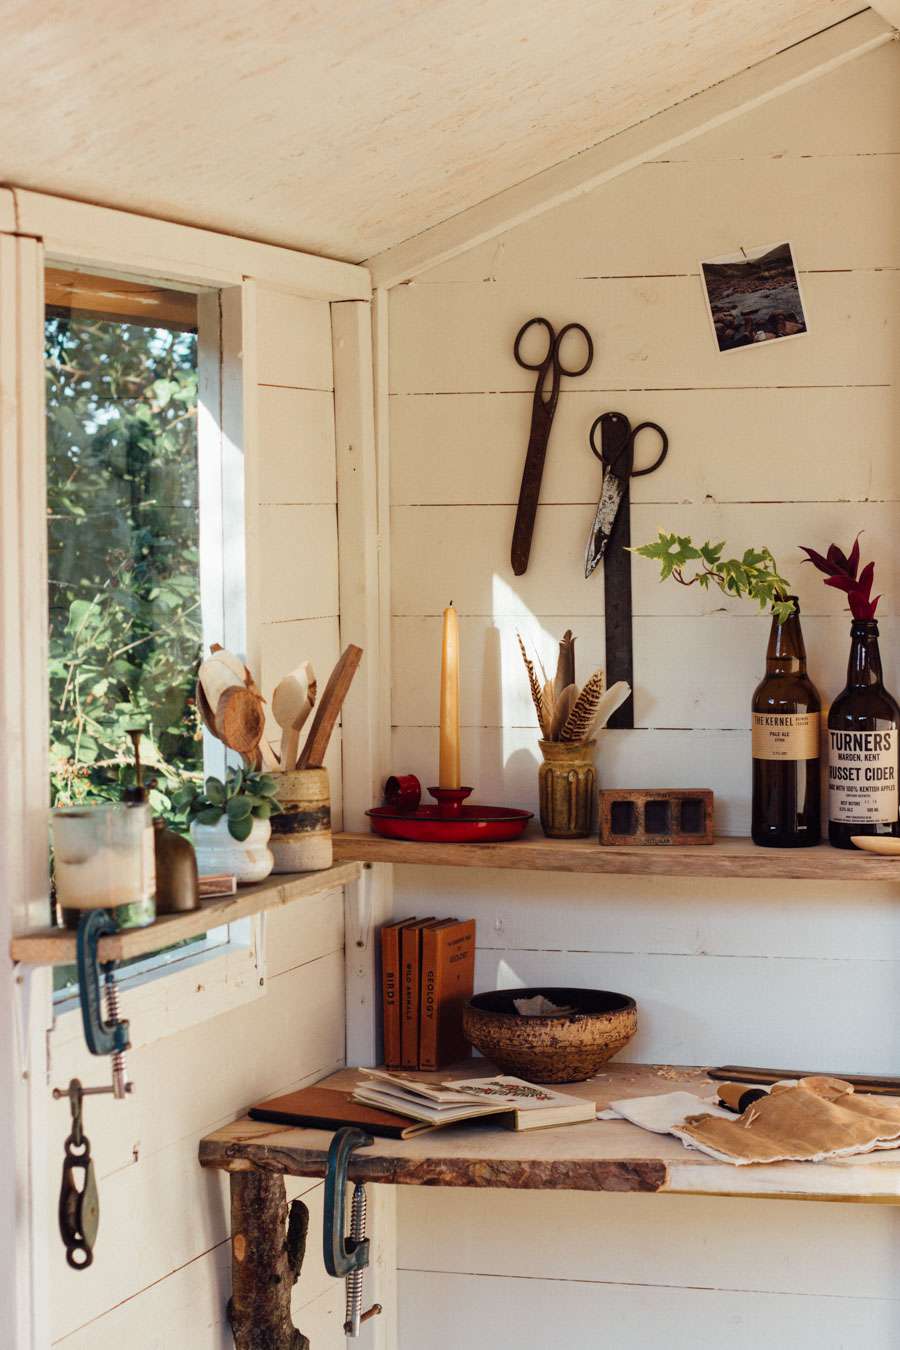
[538, 739, 597, 839]
[270, 768, 333, 872]
[190, 815, 273, 885]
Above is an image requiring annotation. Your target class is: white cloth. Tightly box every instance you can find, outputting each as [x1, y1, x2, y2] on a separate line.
[597, 1090, 732, 1133]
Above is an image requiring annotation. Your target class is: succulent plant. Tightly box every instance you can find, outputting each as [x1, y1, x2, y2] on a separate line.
[176, 767, 281, 842]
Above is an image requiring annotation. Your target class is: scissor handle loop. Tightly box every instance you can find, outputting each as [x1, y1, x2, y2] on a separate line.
[513, 316, 555, 372]
[588, 415, 668, 477]
[514, 318, 593, 378]
[553, 322, 593, 377]
[629, 421, 669, 476]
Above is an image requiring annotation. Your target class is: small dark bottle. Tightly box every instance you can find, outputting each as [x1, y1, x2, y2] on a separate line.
[828, 619, 900, 849]
[751, 599, 821, 848]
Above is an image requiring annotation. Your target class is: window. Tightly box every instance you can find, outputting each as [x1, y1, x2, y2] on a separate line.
[44, 269, 244, 999]
[46, 270, 202, 816]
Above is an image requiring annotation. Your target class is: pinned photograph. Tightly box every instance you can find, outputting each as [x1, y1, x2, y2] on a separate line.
[700, 242, 808, 353]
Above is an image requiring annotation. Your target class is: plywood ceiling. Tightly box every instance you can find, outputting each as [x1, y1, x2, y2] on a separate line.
[0, 0, 862, 263]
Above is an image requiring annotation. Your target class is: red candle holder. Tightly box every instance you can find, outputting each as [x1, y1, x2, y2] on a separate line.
[428, 785, 473, 819]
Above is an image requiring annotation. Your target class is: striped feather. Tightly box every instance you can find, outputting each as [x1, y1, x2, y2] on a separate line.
[517, 633, 550, 737]
[560, 669, 605, 742]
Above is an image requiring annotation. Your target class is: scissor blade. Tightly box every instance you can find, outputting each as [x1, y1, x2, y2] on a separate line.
[584, 472, 625, 578]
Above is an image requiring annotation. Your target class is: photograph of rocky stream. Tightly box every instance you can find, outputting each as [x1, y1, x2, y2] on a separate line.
[701, 241, 808, 352]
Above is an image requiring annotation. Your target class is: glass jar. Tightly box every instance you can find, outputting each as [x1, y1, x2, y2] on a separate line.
[52, 802, 156, 929]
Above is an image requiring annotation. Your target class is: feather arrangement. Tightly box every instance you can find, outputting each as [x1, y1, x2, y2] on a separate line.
[517, 630, 631, 743]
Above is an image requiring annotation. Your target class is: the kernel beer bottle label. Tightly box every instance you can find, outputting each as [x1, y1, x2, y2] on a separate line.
[828, 729, 898, 824]
[752, 712, 819, 761]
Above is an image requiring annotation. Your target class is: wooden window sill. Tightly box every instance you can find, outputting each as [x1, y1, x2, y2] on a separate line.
[9, 862, 361, 967]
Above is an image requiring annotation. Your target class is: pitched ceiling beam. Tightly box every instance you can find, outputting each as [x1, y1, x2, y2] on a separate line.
[367, 8, 894, 290]
[868, 2, 900, 29]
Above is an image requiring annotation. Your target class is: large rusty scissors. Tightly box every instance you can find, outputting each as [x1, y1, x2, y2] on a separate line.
[510, 316, 593, 576]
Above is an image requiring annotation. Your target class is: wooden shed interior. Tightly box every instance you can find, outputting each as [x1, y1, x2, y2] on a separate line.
[2, 4, 900, 1348]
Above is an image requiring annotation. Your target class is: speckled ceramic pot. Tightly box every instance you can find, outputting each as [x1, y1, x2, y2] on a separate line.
[538, 739, 596, 838]
[270, 768, 333, 872]
[462, 986, 637, 1084]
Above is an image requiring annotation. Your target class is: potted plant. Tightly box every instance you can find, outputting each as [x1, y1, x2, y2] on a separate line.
[179, 768, 281, 884]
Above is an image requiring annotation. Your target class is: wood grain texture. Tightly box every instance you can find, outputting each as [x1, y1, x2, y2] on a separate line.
[390, 386, 900, 507]
[398, 1269, 900, 1350]
[0, 2, 864, 261]
[390, 272, 900, 394]
[14, 190, 369, 299]
[199, 1063, 900, 1202]
[10, 864, 360, 966]
[334, 830, 900, 882]
[371, 10, 891, 285]
[227, 1171, 310, 1350]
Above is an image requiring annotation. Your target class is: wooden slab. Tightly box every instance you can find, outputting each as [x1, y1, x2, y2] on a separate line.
[333, 830, 900, 882]
[199, 1062, 900, 1203]
[9, 863, 361, 967]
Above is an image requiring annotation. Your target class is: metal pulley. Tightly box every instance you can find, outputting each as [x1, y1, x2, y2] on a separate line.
[54, 910, 135, 1270]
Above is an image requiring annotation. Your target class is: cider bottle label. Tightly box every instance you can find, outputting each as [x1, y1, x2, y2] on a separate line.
[752, 711, 819, 761]
[828, 729, 899, 824]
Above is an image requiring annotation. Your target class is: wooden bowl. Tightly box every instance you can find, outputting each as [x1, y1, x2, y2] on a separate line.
[462, 987, 637, 1084]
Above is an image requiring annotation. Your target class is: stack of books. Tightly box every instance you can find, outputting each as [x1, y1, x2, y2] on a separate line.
[381, 916, 476, 1070]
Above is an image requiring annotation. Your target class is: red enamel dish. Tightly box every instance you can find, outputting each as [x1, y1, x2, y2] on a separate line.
[366, 804, 533, 843]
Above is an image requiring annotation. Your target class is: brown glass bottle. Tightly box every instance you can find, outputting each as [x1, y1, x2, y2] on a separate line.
[828, 619, 900, 849]
[751, 599, 821, 848]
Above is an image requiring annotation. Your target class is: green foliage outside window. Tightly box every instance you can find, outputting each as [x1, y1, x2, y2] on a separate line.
[46, 312, 205, 824]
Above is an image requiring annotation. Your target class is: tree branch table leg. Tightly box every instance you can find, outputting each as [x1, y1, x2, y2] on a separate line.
[227, 1169, 310, 1350]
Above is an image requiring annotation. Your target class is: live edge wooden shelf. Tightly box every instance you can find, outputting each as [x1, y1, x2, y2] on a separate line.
[199, 1063, 900, 1204]
[9, 862, 362, 966]
[333, 828, 900, 882]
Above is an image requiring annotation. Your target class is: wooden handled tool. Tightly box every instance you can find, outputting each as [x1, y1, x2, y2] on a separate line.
[297, 645, 363, 769]
[272, 662, 316, 771]
[709, 1065, 900, 1096]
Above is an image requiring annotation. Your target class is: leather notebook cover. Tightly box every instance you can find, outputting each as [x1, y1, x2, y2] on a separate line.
[248, 1085, 432, 1139]
[419, 919, 476, 1070]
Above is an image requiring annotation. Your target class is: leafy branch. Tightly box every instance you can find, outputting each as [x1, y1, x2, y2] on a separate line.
[632, 533, 795, 622]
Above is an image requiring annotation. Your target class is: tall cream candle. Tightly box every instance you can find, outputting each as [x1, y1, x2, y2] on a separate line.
[439, 603, 461, 788]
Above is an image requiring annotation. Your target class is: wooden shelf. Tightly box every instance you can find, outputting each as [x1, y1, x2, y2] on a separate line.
[199, 1062, 900, 1204]
[333, 829, 900, 881]
[9, 862, 362, 967]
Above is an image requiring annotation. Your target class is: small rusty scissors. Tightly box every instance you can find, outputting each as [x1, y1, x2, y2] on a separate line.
[584, 412, 668, 578]
[510, 317, 594, 576]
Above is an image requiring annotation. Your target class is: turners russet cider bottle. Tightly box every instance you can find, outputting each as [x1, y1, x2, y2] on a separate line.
[751, 598, 821, 848]
[828, 618, 900, 849]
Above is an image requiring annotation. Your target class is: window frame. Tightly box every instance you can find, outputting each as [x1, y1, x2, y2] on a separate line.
[45, 271, 267, 1028]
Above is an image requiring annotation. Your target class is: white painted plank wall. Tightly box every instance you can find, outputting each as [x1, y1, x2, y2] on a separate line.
[48, 288, 349, 1348]
[389, 43, 900, 1350]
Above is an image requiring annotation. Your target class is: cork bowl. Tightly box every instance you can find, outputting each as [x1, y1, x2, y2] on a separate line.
[462, 987, 637, 1084]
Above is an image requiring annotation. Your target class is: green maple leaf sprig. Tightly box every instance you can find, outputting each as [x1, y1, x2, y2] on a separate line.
[631, 533, 795, 623]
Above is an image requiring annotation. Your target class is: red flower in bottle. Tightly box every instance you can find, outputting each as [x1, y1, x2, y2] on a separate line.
[799, 536, 881, 619]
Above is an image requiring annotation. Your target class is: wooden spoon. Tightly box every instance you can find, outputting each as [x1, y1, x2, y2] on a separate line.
[272, 662, 317, 772]
[297, 645, 363, 769]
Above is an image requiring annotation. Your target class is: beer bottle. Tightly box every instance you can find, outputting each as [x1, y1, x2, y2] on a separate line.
[828, 619, 900, 848]
[751, 599, 821, 847]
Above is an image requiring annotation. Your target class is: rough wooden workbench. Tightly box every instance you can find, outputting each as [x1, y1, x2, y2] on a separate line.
[200, 1062, 900, 1203]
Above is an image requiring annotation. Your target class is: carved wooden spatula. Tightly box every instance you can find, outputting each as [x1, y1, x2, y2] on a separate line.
[297, 645, 363, 769]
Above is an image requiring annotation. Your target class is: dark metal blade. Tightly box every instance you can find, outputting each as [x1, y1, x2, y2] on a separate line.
[584, 472, 624, 578]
